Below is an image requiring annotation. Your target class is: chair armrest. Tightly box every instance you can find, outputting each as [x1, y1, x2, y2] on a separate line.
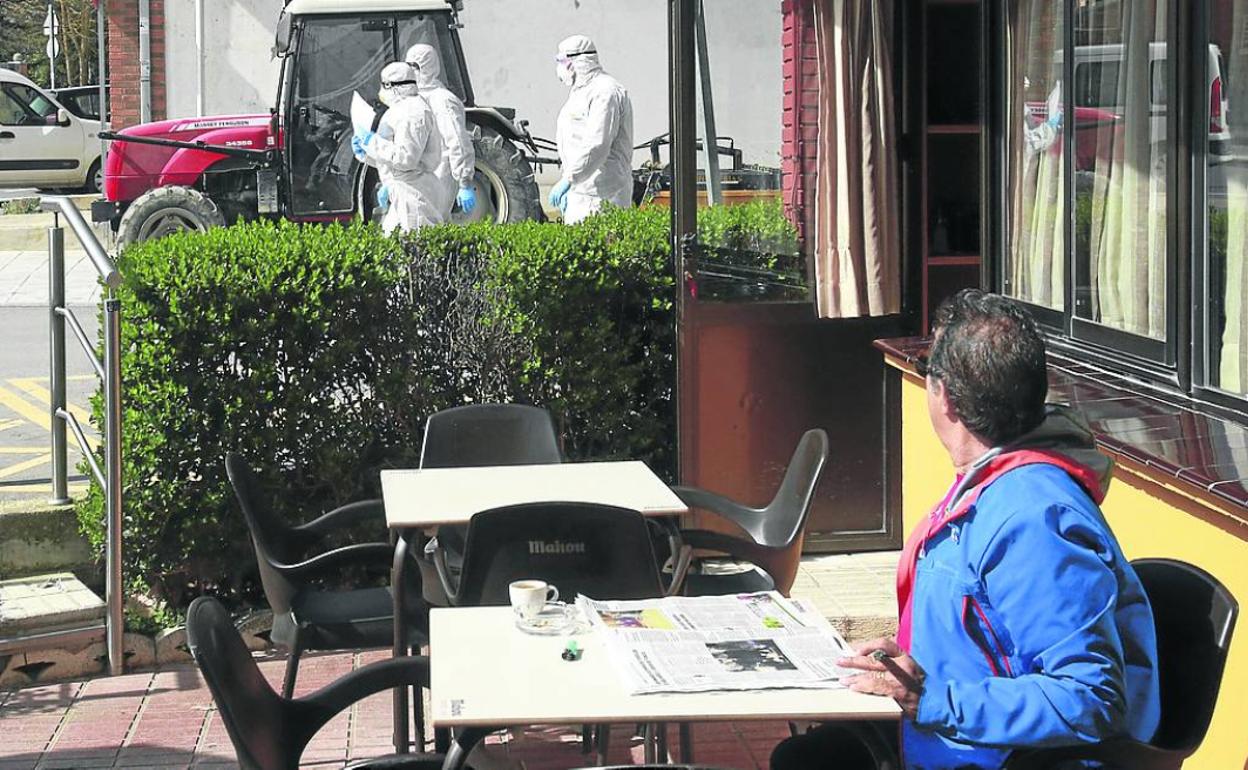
[433, 541, 462, 606]
[293, 498, 387, 538]
[1004, 739, 1185, 770]
[297, 654, 430, 720]
[664, 545, 693, 596]
[680, 528, 775, 565]
[672, 484, 766, 533]
[271, 542, 395, 578]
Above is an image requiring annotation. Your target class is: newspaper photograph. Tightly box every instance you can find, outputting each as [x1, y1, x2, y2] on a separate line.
[576, 591, 856, 695]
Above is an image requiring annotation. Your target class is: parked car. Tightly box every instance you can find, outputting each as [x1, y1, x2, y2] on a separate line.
[53, 84, 107, 122]
[0, 68, 103, 192]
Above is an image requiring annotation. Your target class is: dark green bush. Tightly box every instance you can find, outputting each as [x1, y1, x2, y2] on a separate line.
[78, 202, 802, 605]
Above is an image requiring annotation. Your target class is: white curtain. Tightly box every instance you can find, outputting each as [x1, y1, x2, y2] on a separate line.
[810, 0, 901, 318]
[1085, 0, 1168, 339]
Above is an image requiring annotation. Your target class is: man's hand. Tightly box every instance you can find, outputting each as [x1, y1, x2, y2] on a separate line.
[839, 637, 927, 720]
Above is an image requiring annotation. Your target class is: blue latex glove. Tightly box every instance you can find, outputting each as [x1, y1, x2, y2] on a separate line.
[352, 131, 375, 160]
[457, 186, 477, 214]
[376, 185, 390, 212]
[1046, 109, 1063, 131]
[548, 179, 571, 211]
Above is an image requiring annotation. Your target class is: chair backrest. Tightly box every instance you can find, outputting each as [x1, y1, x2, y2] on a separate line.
[224, 453, 299, 616]
[420, 404, 562, 469]
[756, 429, 829, 547]
[1134, 558, 1238, 752]
[453, 503, 666, 606]
[186, 596, 302, 770]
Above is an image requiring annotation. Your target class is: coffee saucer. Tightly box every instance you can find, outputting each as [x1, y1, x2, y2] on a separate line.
[515, 602, 579, 636]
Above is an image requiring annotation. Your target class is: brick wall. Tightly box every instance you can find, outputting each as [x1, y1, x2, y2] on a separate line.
[781, 0, 819, 242]
[107, 0, 166, 129]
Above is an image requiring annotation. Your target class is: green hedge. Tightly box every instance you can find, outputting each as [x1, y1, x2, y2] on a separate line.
[78, 201, 800, 605]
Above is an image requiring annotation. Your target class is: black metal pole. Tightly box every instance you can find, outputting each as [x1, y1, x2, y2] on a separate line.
[670, 0, 697, 484]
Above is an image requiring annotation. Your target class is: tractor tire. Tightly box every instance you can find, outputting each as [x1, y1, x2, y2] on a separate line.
[117, 185, 226, 249]
[453, 124, 543, 225]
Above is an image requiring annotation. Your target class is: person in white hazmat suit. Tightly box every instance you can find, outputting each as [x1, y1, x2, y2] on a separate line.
[405, 43, 478, 216]
[351, 62, 454, 234]
[549, 35, 635, 224]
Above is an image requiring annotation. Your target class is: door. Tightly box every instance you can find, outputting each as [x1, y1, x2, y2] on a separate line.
[0, 82, 85, 187]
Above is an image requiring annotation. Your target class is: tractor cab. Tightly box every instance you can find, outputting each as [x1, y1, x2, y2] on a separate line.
[275, 0, 472, 218]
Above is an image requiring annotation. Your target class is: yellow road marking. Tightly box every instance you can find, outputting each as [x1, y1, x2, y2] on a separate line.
[0, 382, 98, 450]
[0, 447, 48, 454]
[0, 481, 88, 495]
[8, 378, 93, 425]
[0, 452, 51, 479]
[0, 419, 22, 432]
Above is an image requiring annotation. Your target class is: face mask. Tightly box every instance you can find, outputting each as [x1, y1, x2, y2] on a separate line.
[556, 62, 575, 87]
[378, 87, 393, 107]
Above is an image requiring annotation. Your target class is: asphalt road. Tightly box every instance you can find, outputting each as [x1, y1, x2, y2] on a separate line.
[0, 305, 98, 499]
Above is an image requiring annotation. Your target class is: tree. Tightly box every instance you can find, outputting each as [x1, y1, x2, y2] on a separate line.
[0, 0, 98, 89]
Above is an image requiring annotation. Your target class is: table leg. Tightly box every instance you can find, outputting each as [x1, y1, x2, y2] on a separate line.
[441, 727, 491, 770]
[392, 530, 412, 754]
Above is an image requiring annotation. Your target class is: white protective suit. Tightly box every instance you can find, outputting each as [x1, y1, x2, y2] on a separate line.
[554, 35, 635, 224]
[360, 62, 453, 233]
[405, 44, 477, 198]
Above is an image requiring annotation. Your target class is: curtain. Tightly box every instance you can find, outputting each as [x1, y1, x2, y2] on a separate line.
[1085, 0, 1167, 339]
[1219, 0, 1248, 392]
[1006, 0, 1064, 310]
[810, 0, 900, 318]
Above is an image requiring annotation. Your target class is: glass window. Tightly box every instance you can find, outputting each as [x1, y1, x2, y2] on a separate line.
[1004, 0, 1065, 311]
[1073, 0, 1170, 341]
[0, 88, 31, 126]
[9, 84, 58, 120]
[1207, 0, 1248, 395]
[1075, 61, 1121, 108]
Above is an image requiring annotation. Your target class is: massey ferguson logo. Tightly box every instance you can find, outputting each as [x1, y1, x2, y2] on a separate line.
[528, 540, 586, 555]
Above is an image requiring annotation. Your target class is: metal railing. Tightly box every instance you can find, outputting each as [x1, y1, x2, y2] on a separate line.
[41, 195, 125, 676]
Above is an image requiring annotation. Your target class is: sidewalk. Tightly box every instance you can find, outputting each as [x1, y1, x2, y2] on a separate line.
[0, 251, 102, 308]
[0, 649, 790, 769]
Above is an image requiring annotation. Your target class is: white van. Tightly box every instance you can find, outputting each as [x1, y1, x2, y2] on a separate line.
[0, 68, 103, 192]
[1069, 42, 1230, 158]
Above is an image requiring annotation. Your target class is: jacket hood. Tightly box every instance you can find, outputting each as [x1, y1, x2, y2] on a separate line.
[405, 43, 443, 89]
[558, 34, 603, 85]
[1005, 403, 1112, 498]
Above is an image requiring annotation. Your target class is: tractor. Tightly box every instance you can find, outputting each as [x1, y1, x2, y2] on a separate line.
[101, 0, 549, 247]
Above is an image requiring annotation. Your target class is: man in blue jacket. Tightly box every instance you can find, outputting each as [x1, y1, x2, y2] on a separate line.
[773, 290, 1160, 769]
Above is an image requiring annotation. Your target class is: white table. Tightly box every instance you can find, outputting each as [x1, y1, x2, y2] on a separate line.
[383, 460, 688, 754]
[430, 606, 899, 768]
[380, 461, 688, 528]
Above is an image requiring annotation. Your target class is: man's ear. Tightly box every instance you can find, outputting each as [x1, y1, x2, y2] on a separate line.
[929, 377, 958, 423]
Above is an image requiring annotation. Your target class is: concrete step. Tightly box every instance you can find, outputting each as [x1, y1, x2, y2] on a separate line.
[0, 195, 112, 253]
[0, 499, 96, 582]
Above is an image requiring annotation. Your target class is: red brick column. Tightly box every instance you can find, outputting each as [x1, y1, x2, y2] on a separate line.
[106, 0, 166, 129]
[781, 0, 819, 242]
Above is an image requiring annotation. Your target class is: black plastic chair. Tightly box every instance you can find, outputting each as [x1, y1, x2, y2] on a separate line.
[186, 596, 444, 770]
[225, 452, 428, 698]
[435, 502, 689, 606]
[417, 403, 564, 603]
[1005, 558, 1238, 770]
[675, 429, 829, 597]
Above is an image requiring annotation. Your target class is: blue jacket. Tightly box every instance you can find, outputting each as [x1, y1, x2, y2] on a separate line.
[904, 461, 1161, 769]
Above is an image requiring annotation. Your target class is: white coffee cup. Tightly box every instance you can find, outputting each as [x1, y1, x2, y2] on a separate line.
[509, 579, 559, 619]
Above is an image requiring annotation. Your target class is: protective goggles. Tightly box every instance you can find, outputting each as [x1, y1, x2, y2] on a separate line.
[382, 79, 419, 88]
[555, 50, 597, 64]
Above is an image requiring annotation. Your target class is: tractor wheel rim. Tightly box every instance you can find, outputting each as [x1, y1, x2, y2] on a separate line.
[140, 207, 207, 240]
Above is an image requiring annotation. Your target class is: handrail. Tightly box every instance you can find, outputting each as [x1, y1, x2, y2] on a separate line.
[39, 196, 122, 289]
[39, 194, 125, 678]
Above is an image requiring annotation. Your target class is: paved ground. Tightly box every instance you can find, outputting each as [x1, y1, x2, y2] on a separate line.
[0, 248, 103, 501]
[0, 649, 792, 770]
[0, 554, 898, 769]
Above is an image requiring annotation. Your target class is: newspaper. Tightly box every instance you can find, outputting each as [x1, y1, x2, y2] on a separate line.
[576, 591, 855, 695]
[351, 91, 376, 135]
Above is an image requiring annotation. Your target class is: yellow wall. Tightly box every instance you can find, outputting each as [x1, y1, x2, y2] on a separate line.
[893, 364, 1248, 769]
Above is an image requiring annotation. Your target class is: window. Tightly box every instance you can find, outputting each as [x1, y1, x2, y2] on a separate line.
[0, 88, 29, 126]
[1004, 0, 1176, 362]
[1003, 0, 1065, 312]
[9, 84, 57, 120]
[1206, 0, 1248, 397]
[0, 83, 56, 126]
